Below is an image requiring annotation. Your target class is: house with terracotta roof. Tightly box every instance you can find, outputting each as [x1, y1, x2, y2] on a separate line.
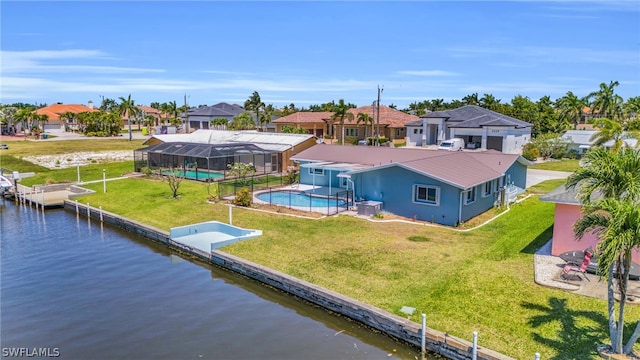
[273, 105, 419, 143]
[34, 101, 97, 132]
[291, 145, 530, 226]
[405, 105, 532, 154]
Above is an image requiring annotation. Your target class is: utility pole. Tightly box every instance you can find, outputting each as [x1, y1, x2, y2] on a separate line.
[376, 85, 383, 146]
[184, 93, 189, 133]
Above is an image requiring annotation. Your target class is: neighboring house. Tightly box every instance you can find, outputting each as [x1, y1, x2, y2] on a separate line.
[540, 185, 640, 263]
[273, 105, 419, 143]
[405, 105, 532, 154]
[561, 129, 638, 156]
[272, 112, 334, 138]
[291, 145, 530, 226]
[180, 102, 278, 132]
[143, 129, 319, 172]
[34, 102, 97, 132]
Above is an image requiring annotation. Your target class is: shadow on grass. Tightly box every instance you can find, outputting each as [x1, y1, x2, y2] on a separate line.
[520, 224, 554, 255]
[522, 298, 606, 359]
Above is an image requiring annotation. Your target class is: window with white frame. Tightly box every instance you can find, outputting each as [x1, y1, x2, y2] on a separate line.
[465, 187, 476, 204]
[494, 178, 500, 192]
[413, 185, 440, 206]
[346, 128, 359, 137]
[308, 168, 325, 176]
[483, 181, 492, 197]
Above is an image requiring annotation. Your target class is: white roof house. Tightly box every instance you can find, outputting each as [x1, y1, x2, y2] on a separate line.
[561, 130, 638, 155]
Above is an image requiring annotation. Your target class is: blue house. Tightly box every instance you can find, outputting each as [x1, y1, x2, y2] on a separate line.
[291, 145, 530, 226]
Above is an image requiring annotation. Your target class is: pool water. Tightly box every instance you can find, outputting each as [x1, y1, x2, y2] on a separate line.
[257, 190, 346, 208]
[162, 169, 224, 180]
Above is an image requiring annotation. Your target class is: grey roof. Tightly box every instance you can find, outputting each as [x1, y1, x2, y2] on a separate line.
[540, 184, 607, 205]
[562, 130, 638, 148]
[408, 105, 532, 129]
[186, 102, 246, 117]
[539, 185, 581, 205]
[292, 145, 531, 189]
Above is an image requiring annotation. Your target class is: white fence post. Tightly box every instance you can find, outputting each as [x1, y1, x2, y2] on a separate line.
[421, 313, 426, 356]
[535, 353, 540, 360]
[472, 331, 478, 360]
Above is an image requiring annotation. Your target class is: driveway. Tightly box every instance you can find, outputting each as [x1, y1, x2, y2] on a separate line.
[526, 169, 573, 188]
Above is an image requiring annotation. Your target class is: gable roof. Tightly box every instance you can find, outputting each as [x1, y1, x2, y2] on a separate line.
[273, 106, 419, 129]
[409, 105, 532, 129]
[186, 102, 246, 117]
[292, 145, 530, 189]
[272, 112, 334, 124]
[35, 104, 96, 121]
[144, 129, 316, 152]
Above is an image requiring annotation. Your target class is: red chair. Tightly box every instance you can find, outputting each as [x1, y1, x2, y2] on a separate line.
[562, 250, 592, 281]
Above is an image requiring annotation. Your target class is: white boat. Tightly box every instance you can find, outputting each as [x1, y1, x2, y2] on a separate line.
[0, 175, 13, 195]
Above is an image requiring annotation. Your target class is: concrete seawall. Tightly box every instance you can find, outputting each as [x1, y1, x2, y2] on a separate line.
[62, 200, 514, 360]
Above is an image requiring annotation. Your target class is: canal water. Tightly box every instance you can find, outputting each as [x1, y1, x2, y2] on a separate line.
[1, 202, 436, 359]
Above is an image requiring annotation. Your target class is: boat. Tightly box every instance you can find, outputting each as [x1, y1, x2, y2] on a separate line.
[559, 249, 640, 280]
[0, 175, 13, 195]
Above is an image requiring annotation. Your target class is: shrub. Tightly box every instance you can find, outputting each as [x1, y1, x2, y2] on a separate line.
[346, 136, 359, 145]
[140, 167, 152, 176]
[232, 188, 252, 207]
[283, 169, 298, 185]
[522, 143, 540, 161]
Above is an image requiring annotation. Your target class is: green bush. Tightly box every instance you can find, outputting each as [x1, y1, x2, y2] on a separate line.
[283, 169, 298, 185]
[232, 188, 252, 207]
[346, 136, 359, 145]
[367, 137, 389, 145]
[522, 143, 540, 161]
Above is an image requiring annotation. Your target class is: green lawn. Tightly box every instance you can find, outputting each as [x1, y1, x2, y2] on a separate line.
[6, 140, 639, 359]
[531, 159, 580, 172]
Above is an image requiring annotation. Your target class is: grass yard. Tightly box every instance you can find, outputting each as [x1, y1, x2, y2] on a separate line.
[6, 140, 639, 359]
[531, 159, 580, 172]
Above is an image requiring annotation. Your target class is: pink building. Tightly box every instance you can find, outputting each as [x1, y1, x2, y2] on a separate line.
[541, 185, 640, 263]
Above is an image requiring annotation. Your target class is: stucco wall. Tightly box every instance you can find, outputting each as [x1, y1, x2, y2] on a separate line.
[552, 203, 640, 263]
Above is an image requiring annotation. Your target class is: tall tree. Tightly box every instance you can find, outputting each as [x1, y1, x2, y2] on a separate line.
[244, 91, 264, 130]
[556, 91, 588, 129]
[118, 94, 140, 141]
[356, 112, 374, 140]
[331, 99, 354, 145]
[589, 81, 623, 120]
[479, 93, 501, 111]
[566, 147, 640, 355]
[462, 93, 479, 106]
[228, 113, 256, 130]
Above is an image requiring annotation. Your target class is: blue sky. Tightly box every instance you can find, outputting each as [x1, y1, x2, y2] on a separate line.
[1, 1, 639, 109]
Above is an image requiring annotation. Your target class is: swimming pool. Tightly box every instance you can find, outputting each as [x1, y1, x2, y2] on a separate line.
[162, 169, 224, 180]
[256, 190, 346, 208]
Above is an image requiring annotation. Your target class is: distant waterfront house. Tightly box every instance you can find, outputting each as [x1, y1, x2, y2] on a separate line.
[180, 102, 278, 132]
[540, 185, 640, 263]
[272, 105, 419, 143]
[561, 129, 638, 156]
[291, 145, 530, 226]
[34, 102, 97, 132]
[405, 105, 532, 154]
[142, 129, 318, 173]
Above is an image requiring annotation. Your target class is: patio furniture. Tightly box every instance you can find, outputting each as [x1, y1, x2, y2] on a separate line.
[562, 250, 592, 281]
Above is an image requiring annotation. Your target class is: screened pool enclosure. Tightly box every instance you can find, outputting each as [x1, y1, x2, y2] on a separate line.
[134, 142, 281, 181]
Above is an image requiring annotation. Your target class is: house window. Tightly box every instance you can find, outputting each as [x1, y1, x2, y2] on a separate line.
[494, 179, 500, 192]
[309, 168, 324, 176]
[465, 187, 476, 204]
[413, 185, 440, 206]
[346, 128, 359, 137]
[483, 182, 492, 197]
[413, 129, 418, 134]
[396, 129, 401, 137]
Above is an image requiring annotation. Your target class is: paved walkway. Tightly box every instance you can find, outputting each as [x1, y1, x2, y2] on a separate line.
[534, 240, 640, 303]
[526, 169, 573, 188]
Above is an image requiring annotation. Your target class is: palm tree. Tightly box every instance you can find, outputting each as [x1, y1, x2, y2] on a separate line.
[228, 113, 255, 130]
[589, 118, 640, 152]
[566, 147, 640, 355]
[244, 91, 265, 130]
[356, 112, 373, 142]
[589, 81, 624, 120]
[556, 91, 588, 129]
[573, 198, 640, 355]
[462, 93, 479, 106]
[118, 94, 140, 141]
[479, 93, 501, 111]
[330, 99, 354, 145]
